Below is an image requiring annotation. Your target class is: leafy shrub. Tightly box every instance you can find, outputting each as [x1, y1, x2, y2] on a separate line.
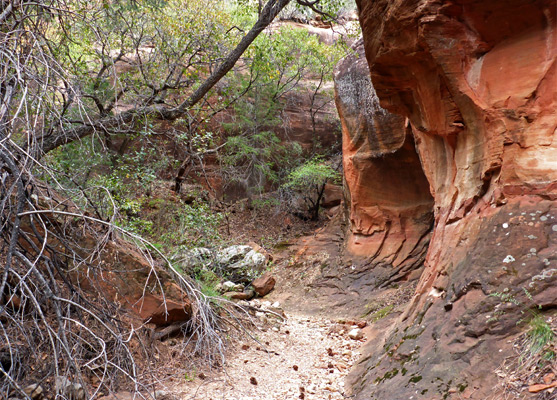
[221, 131, 302, 196]
[153, 200, 223, 249]
[281, 157, 340, 220]
[218, 24, 347, 198]
[283, 158, 340, 189]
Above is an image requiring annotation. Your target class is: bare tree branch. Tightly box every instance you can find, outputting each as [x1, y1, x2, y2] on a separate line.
[34, 0, 293, 156]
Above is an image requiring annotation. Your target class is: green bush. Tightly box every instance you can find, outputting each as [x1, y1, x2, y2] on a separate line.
[281, 158, 340, 220]
[218, 24, 347, 198]
[155, 200, 223, 249]
[221, 131, 302, 196]
[283, 158, 340, 190]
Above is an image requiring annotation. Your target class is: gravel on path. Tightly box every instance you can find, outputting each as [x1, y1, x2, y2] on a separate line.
[177, 312, 365, 400]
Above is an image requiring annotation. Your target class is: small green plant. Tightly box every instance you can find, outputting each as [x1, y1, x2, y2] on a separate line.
[199, 282, 220, 298]
[489, 286, 555, 397]
[488, 290, 520, 306]
[184, 367, 197, 382]
[119, 198, 142, 216]
[522, 287, 535, 303]
[251, 196, 281, 211]
[369, 305, 395, 323]
[194, 269, 221, 298]
[525, 314, 555, 358]
[281, 157, 340, 220]
[122, 217, 154, 235]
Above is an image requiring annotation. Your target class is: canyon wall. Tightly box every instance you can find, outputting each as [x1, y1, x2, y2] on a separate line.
[335, 39, 434, 267]
[338, 0, 557, 398]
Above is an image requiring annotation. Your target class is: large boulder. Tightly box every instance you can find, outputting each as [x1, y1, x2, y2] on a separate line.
[171, 247, 213, 273]
[72, 238, 194, 329]
[171, 245, 268, 286]
[130, 293, 192, 326]
[217, 246, 268, 283]
[216, 245, 252, 265]
[242, 249, 267, 269]
[321, 183, 343, 208]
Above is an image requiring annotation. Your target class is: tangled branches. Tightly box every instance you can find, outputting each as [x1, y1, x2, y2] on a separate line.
[0, 2, 228, 398]
[0, 134, 229, 399]
[0, 0, 343, 397]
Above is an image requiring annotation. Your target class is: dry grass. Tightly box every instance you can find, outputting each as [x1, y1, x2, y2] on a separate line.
[494, 313, 556, 399]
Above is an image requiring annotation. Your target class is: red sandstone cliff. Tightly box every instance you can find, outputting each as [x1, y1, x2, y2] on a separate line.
[335, 38, 434, 276]
[337, 0, 557, 398]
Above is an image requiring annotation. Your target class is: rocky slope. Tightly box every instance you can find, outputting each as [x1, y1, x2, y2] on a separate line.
[336, 0, 557, 398]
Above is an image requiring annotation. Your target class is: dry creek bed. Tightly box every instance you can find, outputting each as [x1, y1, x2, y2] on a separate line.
[174, 302, 366, 400]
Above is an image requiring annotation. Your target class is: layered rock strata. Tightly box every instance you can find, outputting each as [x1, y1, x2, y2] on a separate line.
[342, 0, 557, 398]
[335, 38, 434, 274]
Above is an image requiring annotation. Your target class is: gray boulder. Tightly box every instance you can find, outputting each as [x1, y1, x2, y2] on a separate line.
[244, 250, 266, 269]
[217, 246, 267, 283]
[215, 245, 252, 265]
[171, 247, 213, 272]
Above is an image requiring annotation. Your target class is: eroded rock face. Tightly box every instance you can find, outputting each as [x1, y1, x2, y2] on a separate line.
[79, 238, 192, 327]
[268, 38, 434, 320]
[357, 0, 557, 217]
[345, 0, 557, 398]
[335, 38, 434, 277]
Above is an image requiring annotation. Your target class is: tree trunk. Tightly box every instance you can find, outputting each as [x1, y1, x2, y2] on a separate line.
[35, 0, 292, 156]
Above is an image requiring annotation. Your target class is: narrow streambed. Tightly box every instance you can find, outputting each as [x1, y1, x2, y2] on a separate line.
[175, 312, 365, 400]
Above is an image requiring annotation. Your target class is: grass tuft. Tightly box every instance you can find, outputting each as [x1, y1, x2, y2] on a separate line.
[525, 314, 555, 357]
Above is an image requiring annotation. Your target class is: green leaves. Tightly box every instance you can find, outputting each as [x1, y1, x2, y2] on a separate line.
[290, 0, 352, 22]
[280, 157, 340, 220]
[283, 158, 339, 191]
[246, 25, 347, 94]
[526, 314, 555, 358]
[217, 22, 347, 197]
[221, 131, 302, 193]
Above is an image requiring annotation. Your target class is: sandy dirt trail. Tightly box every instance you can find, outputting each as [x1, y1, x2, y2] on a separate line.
[176, 311, 365, 400]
